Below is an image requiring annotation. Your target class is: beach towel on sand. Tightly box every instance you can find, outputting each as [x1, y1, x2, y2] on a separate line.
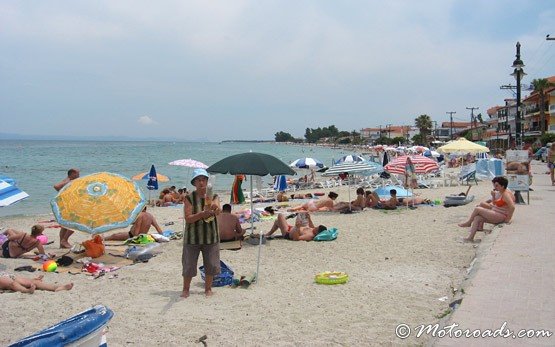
[313, 228, 338, 241]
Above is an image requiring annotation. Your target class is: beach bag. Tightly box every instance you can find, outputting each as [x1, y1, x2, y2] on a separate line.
[313, 228, 338, 241]
[199, 260, 234, 287]
[82, 235, 105, 258]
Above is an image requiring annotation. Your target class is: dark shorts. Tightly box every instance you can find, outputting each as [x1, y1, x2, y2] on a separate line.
[2, 241, 11, 258]
[182, 243, 220, 277]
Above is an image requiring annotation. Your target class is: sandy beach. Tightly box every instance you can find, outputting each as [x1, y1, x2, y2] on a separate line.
[0, 179, 492, 346]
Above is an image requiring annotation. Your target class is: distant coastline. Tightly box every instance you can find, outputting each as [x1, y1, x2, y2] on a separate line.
[219, 140, 274, 143]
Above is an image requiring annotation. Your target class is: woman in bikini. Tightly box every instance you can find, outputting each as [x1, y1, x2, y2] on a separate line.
[2, 225, 47, 258]
[287, 192, 338, 212]
[458, 176, 515, 243]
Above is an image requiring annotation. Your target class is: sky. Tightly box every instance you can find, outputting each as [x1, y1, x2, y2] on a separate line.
[1, 1, 554, 141]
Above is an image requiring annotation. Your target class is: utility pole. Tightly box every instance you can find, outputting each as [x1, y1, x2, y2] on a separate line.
[386, 124, 392, 139]
[466, 107, 479, 140]
[446, 111, 456, 140]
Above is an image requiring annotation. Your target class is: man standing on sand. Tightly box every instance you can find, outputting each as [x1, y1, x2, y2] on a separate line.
[217, 204, 245, 242]
[181, 168, 220, 298]
[104, 207, 163, 241]
[53, 168, 79, 248]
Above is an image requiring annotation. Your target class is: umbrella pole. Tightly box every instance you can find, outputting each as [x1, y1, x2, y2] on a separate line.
[348, 177, 352, 211]
[254, 176, 262, 283]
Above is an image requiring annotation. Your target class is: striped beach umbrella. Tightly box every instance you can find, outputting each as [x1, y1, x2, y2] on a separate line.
[322, 161, 384, 177]
[0, 179, 29, 207]
[289, 157, 324, 169]
[322, 162, 384, 211]
[385, 155, 439, 174]
[334, 154, 366, 165]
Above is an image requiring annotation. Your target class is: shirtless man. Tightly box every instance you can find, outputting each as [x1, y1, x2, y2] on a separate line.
[54, 168, 80, 248]
[217, 204, 245, 242]
[287, 192, 338, 212]
[265, 212, 327, 241]
[104, 207, 163, 241]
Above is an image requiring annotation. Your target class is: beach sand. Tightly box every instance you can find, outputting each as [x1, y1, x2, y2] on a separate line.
[0, 179, 491, 345]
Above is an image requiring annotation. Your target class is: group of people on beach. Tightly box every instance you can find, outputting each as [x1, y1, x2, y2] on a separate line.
[0, 160, 521, 298]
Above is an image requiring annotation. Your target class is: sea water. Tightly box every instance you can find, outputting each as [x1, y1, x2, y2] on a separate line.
[0, 140, 350, 217]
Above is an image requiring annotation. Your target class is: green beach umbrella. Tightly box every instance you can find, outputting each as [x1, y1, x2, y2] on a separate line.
[207, 152, 295, 283]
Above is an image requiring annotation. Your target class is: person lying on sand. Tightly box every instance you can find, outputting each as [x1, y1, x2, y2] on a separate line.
[289, 193, 313, 200]
[0, 273, 73, 294]
[2, 225, 48, 259]
[104, 207, 163, 241]
[397, 197, 432, 206]
[287, 192, 338, 212]
[265, 212, 327, 241]
[217, 204, 245, 242]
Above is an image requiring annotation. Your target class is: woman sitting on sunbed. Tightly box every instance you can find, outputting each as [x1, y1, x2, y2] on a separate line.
[287, 192, 338, 212]
[458, 176, 515, 243]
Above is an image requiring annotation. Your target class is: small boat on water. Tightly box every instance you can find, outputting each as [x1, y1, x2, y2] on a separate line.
[9, 305, 114, 347]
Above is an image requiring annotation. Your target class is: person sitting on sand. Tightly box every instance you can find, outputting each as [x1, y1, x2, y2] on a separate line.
[365, 190, 380, 208]
[333, 188, 365, 212]
[287, 192, 338, 212]
[458, 176, 515, 243]
[217, 204, 245, 242]
[265, 212, 327, 241]
[104, 207, 163, 241]
[0, 273, 73, 294]
[375, 189, 397, 210]
[156, 189, 178, 207]
[2, 225, 47, 259]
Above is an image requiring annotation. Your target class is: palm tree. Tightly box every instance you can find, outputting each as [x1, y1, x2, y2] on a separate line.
[414, 114, 433, 146]
[531, 78, 555, 135]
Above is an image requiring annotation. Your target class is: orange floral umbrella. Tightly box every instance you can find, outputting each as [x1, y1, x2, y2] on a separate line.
[51, 172, 146, 234]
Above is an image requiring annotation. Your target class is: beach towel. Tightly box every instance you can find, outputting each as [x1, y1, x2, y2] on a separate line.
[200, 260, 234, 287]
[313, 228, 338, 241]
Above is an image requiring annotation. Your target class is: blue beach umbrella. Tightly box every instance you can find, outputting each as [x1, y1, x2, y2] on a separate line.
[273, 175, 288, 191]
[373, 185, 413, 198]
[0, 174, 16, 186]
[289, 157, 324, 169]
[147, 165, 159, 190]
[0, 179, 29, 207]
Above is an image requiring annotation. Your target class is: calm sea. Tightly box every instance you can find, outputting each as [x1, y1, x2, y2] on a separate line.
[0, 140, 349, 218]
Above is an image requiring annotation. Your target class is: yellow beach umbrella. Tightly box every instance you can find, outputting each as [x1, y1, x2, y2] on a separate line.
[50, 172, 146, 234]
[437, 138, 490, 154]
[131, 172, 170, 182]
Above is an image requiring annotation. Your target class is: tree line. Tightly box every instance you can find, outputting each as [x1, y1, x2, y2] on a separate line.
[274, 114, 436, 146]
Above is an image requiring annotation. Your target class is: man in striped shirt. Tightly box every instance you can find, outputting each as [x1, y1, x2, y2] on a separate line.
[181, 169, 221, 298]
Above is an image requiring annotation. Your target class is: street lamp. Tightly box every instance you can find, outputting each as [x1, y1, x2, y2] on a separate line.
[510, 42, 526, 149]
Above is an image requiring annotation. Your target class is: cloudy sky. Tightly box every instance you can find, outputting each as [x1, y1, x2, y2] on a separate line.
[1, 1, 554, 141]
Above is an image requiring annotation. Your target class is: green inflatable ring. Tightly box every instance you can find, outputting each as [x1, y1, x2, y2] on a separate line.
[314, 271, 349, 285]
